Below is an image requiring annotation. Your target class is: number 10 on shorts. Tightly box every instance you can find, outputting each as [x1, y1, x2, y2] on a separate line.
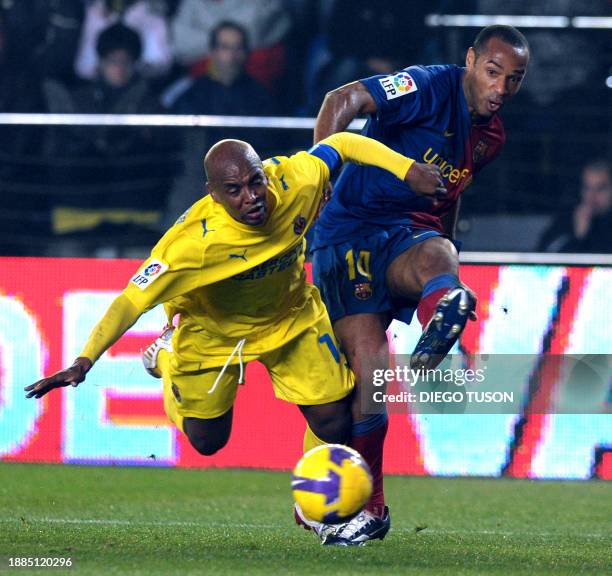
[345, 249, 372, 281]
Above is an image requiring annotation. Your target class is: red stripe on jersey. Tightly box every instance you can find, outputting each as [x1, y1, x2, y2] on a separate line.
[411, 115, 505, 232]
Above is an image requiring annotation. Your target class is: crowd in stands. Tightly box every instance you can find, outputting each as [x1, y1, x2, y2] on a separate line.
[0, 0, 610, 255]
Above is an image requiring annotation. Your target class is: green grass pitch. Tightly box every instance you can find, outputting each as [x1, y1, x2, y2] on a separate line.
[0, 463, 610, 575]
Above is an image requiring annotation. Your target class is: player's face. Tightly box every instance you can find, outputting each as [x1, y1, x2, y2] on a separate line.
[464, 38, 528, 121]
[209, 162, 269, 226]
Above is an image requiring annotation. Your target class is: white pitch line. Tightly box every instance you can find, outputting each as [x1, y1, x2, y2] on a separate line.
[2, 517, 280, 530]
[2, 517, 609, 540]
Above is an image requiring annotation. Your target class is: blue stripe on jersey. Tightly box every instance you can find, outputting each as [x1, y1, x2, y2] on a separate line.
[308, 143, 341, 174]
[270, 157, 281, 164]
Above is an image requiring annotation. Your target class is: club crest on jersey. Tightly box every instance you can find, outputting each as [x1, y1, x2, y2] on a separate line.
[354, 282, 373, 300]
[473, 139, 489, 164]
[130, 258, 168, 290]
[293, 214, 307, 235]
[379, 72, 418, 100]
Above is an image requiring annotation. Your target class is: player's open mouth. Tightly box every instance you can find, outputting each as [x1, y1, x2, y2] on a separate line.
[245, 204, 265, 221]
[487, 100, 501, 112]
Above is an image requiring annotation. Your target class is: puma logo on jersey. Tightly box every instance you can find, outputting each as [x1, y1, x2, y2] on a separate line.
[229, 249, 248, 261]
[201, 219, 215, 237]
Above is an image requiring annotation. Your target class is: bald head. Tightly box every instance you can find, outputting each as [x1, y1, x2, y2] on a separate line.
[204, 139, 261, 183]
[204, 139, 270, 226]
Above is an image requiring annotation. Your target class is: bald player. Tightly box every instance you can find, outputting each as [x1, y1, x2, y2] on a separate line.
[25, 133, 441, 539]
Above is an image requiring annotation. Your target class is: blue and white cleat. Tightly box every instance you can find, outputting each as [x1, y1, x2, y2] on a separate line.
[142, 325, 174, 378]
[322, 507, 391, 546]
[411, 287, 476, 370]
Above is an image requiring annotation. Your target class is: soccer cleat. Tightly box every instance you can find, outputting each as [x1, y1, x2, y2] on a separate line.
[322, 507, 391, 546]
[411, 287, 476, 370]
[142, 325, 175, 378]
[294, 504, 338, 542]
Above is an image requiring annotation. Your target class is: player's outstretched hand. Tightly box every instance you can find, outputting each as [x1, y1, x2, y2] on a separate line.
[24, 357, 93, 399]
[405, 163, 446, 198]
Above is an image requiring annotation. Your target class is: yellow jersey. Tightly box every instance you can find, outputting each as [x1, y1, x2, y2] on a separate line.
[79, 132, 412, 369]
[123, 151, 330, 366]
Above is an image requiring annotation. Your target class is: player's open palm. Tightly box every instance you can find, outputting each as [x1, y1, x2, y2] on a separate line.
[405, 163, 446, 198]
[25, 357, 92, 399]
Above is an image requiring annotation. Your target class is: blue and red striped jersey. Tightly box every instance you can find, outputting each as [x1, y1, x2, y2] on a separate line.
[313, 64, 505, 248]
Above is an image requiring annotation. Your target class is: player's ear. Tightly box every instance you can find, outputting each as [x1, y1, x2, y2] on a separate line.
[206, 182, 218, 202]
[466, 47, 475, 69]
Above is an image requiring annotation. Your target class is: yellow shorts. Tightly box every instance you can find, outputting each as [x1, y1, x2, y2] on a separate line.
[162, 313, 354, 427]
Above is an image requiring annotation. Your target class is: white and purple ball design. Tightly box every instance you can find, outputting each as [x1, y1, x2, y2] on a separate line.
[291, 444, 373, 524]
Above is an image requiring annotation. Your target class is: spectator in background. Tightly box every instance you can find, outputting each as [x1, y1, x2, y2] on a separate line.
[162, 21, 276, 232]
[538, 160, 612, 253]
[1, 0, 84, 87]
[473, 0, 611, 210]
[304, 0, 428, 115]
[171, 21, 274, 116]
[170, 0, 291, 93]
[75, 0, 172, 80]
[43, 23, 178, 256]
[46, 23, 163, 152]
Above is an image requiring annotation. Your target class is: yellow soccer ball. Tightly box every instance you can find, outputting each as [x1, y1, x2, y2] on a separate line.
[292, 444, 372, 524]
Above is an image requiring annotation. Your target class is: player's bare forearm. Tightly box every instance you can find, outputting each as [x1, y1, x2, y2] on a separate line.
[24, 294, 142, 398]
[314, 81, 377, 143]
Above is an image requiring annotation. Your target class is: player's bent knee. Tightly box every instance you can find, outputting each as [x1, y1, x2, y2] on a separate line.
[300, 400, 352, 444]
[187, 434, 228, 456]
[416, 237, 458, 273]
[183, 414, 232, 456]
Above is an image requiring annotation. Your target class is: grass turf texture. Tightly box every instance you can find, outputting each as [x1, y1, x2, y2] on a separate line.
[0, 463, 609, 575]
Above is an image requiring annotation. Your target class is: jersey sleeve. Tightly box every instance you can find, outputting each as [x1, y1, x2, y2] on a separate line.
[311, 132, 414, 180]
[122, 231, 206, 313]
[361, 65, 449, 127]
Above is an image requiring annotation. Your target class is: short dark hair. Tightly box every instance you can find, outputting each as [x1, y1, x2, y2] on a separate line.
[473, 25, 529, 59]
[96, 23, 142, 61]
[209, 21, 249, 52]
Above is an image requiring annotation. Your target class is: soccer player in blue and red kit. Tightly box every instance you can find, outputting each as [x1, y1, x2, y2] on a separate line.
[301, 26, 530, 544]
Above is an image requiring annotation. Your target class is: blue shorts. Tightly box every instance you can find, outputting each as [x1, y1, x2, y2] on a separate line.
[312, 226, 444, 325]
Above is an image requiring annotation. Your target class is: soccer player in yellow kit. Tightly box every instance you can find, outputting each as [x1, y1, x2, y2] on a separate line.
[25, 132, 442, 496]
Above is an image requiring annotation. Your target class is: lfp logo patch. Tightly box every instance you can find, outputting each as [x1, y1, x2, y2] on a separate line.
[130, 259, 168, 290]
[143, 263, 162, 277]
[379, 72, 418, 100]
